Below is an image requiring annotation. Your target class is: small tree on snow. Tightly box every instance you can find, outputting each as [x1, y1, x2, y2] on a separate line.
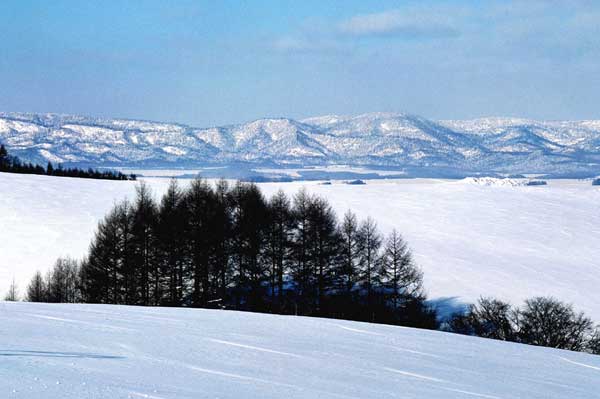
[378, 230, 424, 310]
[4, 278, 19, 301]
[26, 271, 47, 302]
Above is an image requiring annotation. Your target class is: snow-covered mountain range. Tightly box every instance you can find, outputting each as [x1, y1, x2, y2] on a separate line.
[1, 112, 599, 176]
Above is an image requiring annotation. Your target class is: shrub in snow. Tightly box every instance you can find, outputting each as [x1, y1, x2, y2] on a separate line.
[346, 179, 366, 185]
[526, 180, 547, 186]
[448, 297, 516, 341]
[448, 296, 596, 353]
[518, 297, 593, 351]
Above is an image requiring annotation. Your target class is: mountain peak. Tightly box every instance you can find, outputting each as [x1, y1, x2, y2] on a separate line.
[1, 111, 599, 176]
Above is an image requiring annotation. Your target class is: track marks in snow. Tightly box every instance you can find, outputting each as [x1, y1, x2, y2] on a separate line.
[129, 392, 167, 399]
[441, 387, 502, 399]
[558, 356, 600, 371]
[187, 365, 362, 399]
[187, 365, 298, 388]
[23, 314, 80, 323]
[0, 349, 123, 359]
[335, 325, 385, 336]
[23, 313, 136, 332]
[208, 339, 303, 358]
[392, 346, 441, 358]
[383, 367, 448, 383]
[383, 367, 503, 399]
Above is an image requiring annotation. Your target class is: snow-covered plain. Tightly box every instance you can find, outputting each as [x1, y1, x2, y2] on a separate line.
[1, 301, 599, 398]
[1, 172, 599, 320]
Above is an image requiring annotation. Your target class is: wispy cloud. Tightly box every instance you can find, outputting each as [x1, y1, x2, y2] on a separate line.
[271, 36, 345, 54]
[337, 8, 460, 39]
[270, 6, 464, 55]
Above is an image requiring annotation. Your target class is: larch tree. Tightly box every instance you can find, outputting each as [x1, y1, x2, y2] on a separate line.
[378, 230, 423, 310]
[4, 278, 19, 301]
[357, 217, 382, 311]
[338, 211, 360, 297]
[156, 178, 187, 306]
[26, 271, 47, 302]
[131, 181, 159, 305]
[266, 189, 294, 309]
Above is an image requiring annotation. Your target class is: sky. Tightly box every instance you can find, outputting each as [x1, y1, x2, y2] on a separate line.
[1, 0, 599, 126]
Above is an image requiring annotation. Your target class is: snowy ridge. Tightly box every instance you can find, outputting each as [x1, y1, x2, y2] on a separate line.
[1, 112, 599, 176]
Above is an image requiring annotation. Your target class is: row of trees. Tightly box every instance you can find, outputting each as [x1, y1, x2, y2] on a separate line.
[13, 179, 599, 354]
[0, 143, 135, 180]
[3, 259, 81, 303]
[447, 297, 600, 354]
[24, 179, 436, 328]
[25, 258, 82, 303]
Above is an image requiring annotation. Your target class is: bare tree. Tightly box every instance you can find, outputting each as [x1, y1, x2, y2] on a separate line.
[586, 328, 600, 355]
[4, 278, 19, 301]
[517, 297, 593, 351]
[46, 257, 81, 303]
[449, 297, 516, 341]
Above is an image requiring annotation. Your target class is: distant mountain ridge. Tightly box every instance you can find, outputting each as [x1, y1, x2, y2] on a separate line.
[1, 112, 599, 177]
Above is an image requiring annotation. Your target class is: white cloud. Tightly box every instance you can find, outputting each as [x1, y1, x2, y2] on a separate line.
[271, 36, 346, 54]
[337, 9, 460, 38]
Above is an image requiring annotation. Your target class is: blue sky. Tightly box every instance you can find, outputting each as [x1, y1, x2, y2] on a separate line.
[1, 0, 599, 126]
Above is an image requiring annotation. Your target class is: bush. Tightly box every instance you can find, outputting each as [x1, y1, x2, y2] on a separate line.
[517, 297, 593, 351]
[526, 180, 547, 186]
[448, 297, 516, 341]
[586, 328, 600, 354]
[449, 296, 597, 353]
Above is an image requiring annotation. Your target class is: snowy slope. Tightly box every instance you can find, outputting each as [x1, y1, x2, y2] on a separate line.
[0, 113, 217, 166]
[1, 301, 599, 398]
[1, 112, 600, 175]
[194, 118, 331, 163]
[1, 172, 599, 320]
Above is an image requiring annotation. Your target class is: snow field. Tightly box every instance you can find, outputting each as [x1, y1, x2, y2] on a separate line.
[1, 172, 599, 320]
[1, 301, 599, 398]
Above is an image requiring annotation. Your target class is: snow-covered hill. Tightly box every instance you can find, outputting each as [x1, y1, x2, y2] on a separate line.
[2, 173, 599, 320]
[1, 112, 599, 176]
[1, 301, 599, 398]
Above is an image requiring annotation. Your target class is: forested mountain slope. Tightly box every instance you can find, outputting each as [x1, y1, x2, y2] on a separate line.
[1, 112, 599, 176]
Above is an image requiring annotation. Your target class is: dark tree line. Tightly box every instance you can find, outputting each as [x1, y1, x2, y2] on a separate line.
[447, 296, 600, 354]
[0, 143, 135, 180]
[18, 178, 600, 354]
[26, 179, 435, 328]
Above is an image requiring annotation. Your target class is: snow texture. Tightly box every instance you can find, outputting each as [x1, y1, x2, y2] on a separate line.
[0, 301, 599, 398]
